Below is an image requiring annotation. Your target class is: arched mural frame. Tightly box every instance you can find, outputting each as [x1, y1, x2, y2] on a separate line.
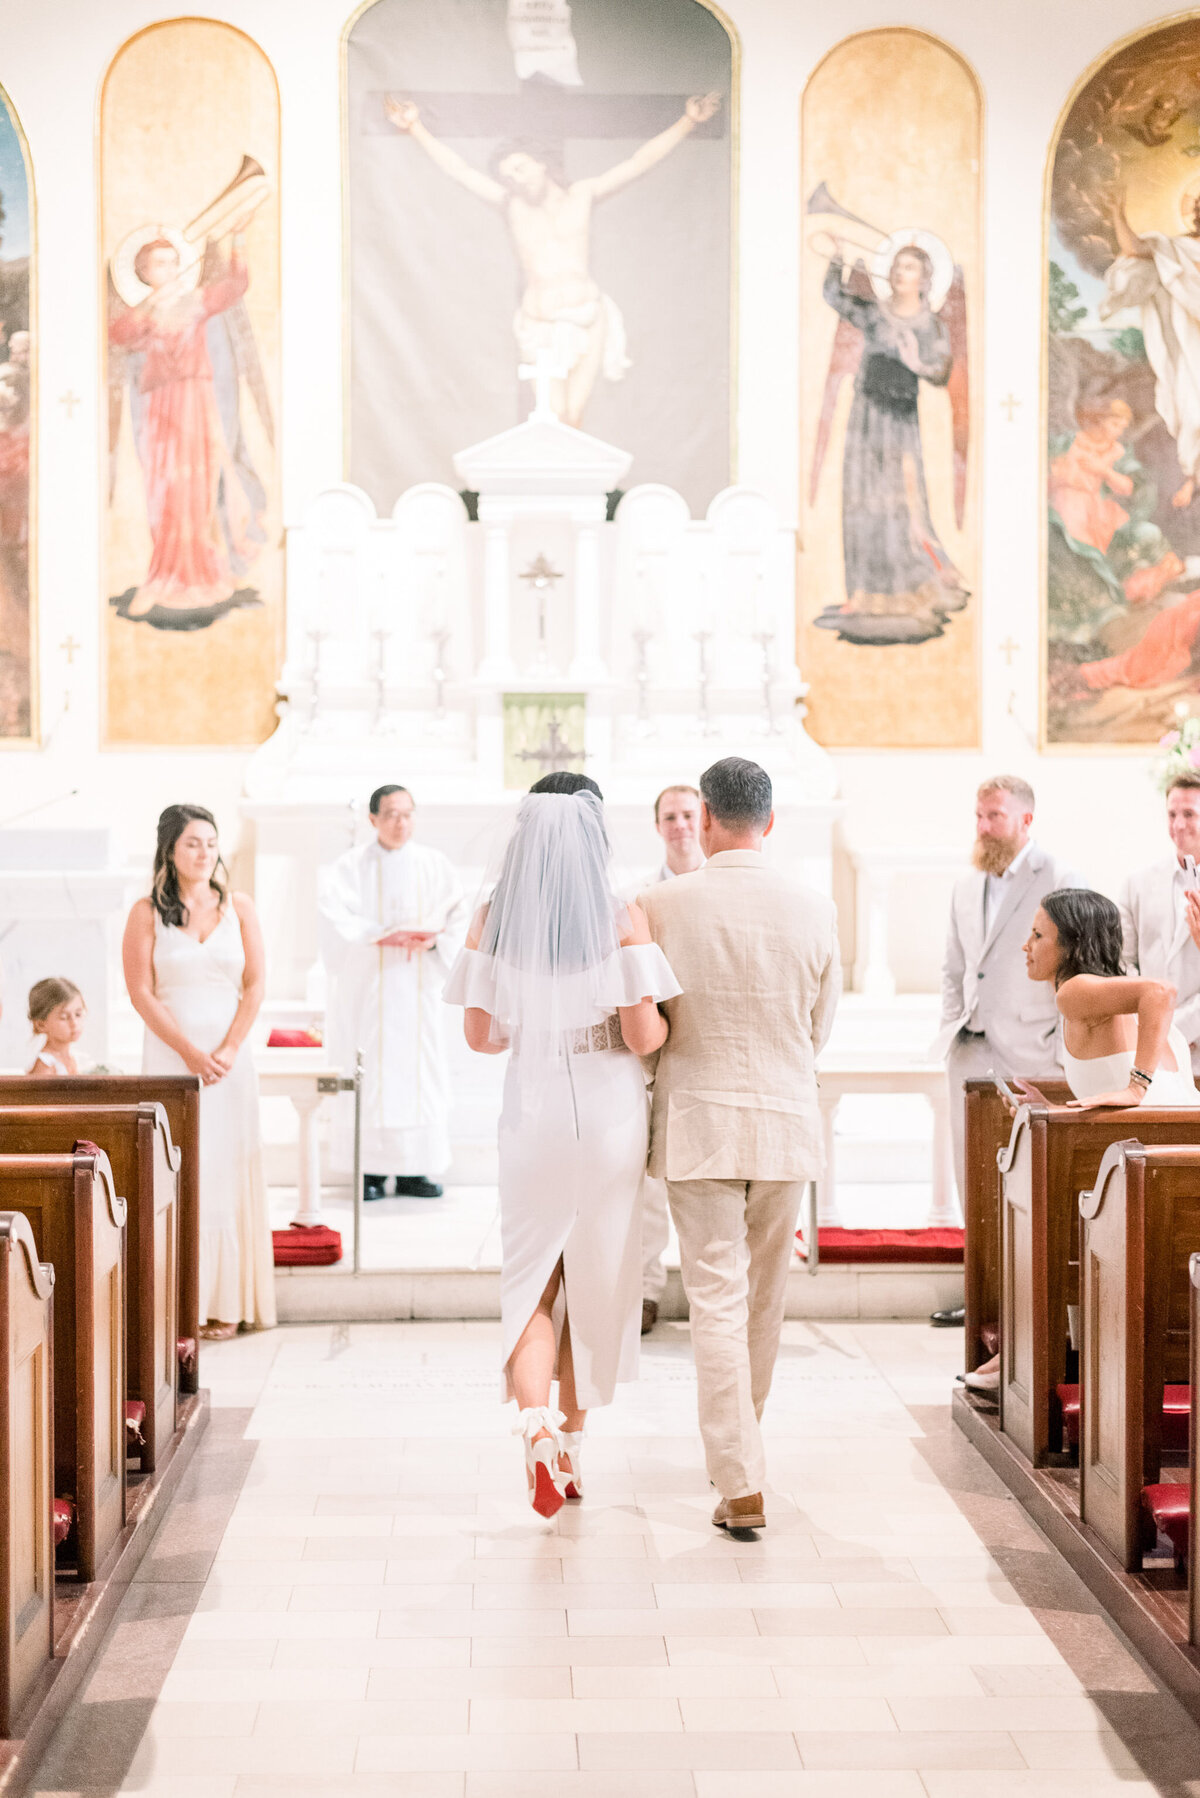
[98, 17, 282, 748]
[340, 0, 740, 512]
[798, 26, 983, 750]
[1040, 10, 1200, 751]
[0, 79, 37, 748]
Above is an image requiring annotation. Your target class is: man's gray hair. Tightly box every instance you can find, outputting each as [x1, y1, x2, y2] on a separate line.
[978, 773, 1035, 813]
[700, 757, 772, 830]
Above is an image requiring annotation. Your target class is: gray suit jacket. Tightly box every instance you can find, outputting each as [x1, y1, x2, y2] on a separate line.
[1120, 858, 1200, 1070]
[931, 843, 1084, 1076]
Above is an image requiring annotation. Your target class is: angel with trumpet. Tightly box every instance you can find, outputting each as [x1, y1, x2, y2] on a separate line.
[807, 184, 969, 647]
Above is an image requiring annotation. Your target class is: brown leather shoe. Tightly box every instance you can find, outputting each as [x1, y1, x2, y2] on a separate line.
[641, 1299, 659, 1335]
[712, 1492, 765, 1532]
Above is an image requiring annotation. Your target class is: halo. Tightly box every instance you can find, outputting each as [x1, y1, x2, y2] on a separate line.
[869, 228, 954, 313]
[110, 224, 200, 309]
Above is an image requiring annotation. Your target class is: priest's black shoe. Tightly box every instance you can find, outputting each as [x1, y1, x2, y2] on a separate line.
[393, 1175, 444, 1198]
[363, 1174, 389, 1201]
[930, 1305, 965, 1327]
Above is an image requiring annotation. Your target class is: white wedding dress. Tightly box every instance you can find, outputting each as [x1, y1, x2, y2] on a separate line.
[445, 941, 681, 1408]
[142, 907, 277, 1327]
[1062, 1023, 1200, 1107]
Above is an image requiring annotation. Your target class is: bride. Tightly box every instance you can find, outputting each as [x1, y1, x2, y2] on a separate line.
[1024, 887, 1200, 1109]
[444, 772, 681, 1517]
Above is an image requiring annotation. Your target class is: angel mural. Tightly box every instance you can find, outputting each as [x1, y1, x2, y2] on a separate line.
[1044, 19, 1200, 743]
[107, 156, 274, 631]
[807, 184, 969, 647]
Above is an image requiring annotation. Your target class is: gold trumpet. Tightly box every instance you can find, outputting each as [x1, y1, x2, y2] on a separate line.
[183, 154, 271, 246]
[805, 180, 887, 261]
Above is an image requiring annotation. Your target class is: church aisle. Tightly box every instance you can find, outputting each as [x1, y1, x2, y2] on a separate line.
[27, 1320, 1200, 1798]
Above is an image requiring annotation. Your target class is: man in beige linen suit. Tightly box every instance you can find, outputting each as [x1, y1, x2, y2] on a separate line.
[639, 758, 841, 1532]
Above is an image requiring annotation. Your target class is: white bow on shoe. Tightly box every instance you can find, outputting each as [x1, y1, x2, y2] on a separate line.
[514, 1407, 568, 1519]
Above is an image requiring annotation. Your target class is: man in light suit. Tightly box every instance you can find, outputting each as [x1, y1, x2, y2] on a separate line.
[934, 774, 1083, 1219]
[639, 758, 840, 1534]
[1121, 773, 1200, 1072]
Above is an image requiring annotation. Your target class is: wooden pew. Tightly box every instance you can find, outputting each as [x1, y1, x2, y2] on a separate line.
[1077, 1143, 1200, 1570]
[0, 1078, 200, 1397]
[0, 1107, 179, 1473]
[997, 1097, 1200, 1467]
[0, 1213, 53, 1735]
[0, 1153, 126, 1584]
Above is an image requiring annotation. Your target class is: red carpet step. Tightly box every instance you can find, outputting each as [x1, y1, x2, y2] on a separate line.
[797, 1227, 964, 1265]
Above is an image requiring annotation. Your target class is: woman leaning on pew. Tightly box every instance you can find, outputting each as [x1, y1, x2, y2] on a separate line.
[122, 804, 276, 1340]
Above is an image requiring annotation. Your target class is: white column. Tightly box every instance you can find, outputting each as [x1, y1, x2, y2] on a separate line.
[289, 1088, 325, 1227]
[855, 867, 897, 998]
[569, 510, 607, 682]
[477, 504, 516, 680]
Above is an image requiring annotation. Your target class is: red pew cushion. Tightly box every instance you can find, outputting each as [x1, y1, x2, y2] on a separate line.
[1142, 1482, 1191, 1559]
[272, 1224, 342, 1267]
[1057, 1383, 1190, 1451]
[125, 1400, 146, 1443]
[52, 1498, 73, 1547]
[177, 1336, 197, 1372]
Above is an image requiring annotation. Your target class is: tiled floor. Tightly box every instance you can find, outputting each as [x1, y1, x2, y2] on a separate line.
[27, 1319, 1200, 1797]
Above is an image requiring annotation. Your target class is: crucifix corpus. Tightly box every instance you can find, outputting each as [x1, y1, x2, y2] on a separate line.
[516, 714, 588, 777]
[380, 84, 722, 429]
[519, 552, 564, 665]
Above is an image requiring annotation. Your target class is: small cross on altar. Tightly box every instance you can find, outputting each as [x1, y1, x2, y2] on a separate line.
[1000, 393, 1021, 423]
[515, 715, 587, 777]
[998, 636, 1020, 666]
[518, 348, 570, 422]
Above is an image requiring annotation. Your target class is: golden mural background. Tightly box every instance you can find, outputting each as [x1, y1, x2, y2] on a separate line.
[100, 19, 281, 747]
[799, 29, 981, 749]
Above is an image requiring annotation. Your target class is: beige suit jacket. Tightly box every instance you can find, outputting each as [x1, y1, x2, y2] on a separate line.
[639, 850, 841, 1182]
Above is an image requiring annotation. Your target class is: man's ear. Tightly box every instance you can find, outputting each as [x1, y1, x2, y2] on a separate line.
[763, 809, 775, 839]
[700, 801, 713, 832]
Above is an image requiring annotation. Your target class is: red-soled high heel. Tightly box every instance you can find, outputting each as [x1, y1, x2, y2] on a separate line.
[515, 1407, 567, 1519]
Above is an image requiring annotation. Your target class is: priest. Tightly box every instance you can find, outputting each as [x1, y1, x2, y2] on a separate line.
[320, 785, 468, 1198]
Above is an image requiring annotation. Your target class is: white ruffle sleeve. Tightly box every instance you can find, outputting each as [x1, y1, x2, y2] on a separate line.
[443, 942, 681, 1024]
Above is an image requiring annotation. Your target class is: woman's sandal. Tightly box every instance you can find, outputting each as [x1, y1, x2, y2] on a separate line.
[515, 1407, 568, 1519]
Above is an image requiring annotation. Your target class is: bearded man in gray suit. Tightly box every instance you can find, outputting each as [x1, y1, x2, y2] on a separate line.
[933, 774, 1084, 1220]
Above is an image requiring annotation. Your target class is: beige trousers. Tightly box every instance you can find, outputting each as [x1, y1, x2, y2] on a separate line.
[667, 1177, 805, 1499]
[641, 1173, 670, 1303]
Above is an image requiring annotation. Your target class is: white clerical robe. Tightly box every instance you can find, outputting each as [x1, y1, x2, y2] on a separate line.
[1104, 236, 1200, 479]
[320, 840, 467, 1175]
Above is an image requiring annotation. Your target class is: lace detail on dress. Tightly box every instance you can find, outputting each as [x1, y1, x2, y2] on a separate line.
[567, 1014, 625, 1056]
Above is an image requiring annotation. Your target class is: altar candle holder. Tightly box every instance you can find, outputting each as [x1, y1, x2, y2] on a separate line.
[631, 627, 653, 731]
[430, 627, 451, 720]
[371, 626, 392, 728]
[753, 629, 781, 735]
[694, 629, 718, 738]
[306, 628, 327, 724]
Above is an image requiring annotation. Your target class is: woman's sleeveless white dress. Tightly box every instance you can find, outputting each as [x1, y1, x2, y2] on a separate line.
[142, 907, 276, 1327]
[445, 941, 681, 1409]
[1062, 1023, 1200, 1106]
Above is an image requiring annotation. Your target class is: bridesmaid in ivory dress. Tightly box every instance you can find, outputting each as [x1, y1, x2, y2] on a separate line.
[122, 804, 276, 1340]
[444, 772, 681, 1517]
[965, 886, 1198, 1395]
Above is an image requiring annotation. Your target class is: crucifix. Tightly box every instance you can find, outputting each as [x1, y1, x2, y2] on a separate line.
[515, 714, 587, 777]
[1000, 393, 1021, 423]
[59, 635, 81, 664]
[519, 552, 564, 666]
[998, 636, 1020, 666]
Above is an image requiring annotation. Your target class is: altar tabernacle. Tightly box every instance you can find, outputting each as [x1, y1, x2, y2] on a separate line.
[318, 785, 467, 1197]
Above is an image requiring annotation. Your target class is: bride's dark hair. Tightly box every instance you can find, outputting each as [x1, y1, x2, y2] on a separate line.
[151, 804, 229, 928]
[1041, 888, 1124, 986]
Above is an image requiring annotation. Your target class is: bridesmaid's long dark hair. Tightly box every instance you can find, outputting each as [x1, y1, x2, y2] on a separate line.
[1042, 888, 1124, 986]
[151, 804, 229, 929]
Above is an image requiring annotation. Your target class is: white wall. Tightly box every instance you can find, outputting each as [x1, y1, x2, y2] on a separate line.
[0, 0, 1181, 980]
